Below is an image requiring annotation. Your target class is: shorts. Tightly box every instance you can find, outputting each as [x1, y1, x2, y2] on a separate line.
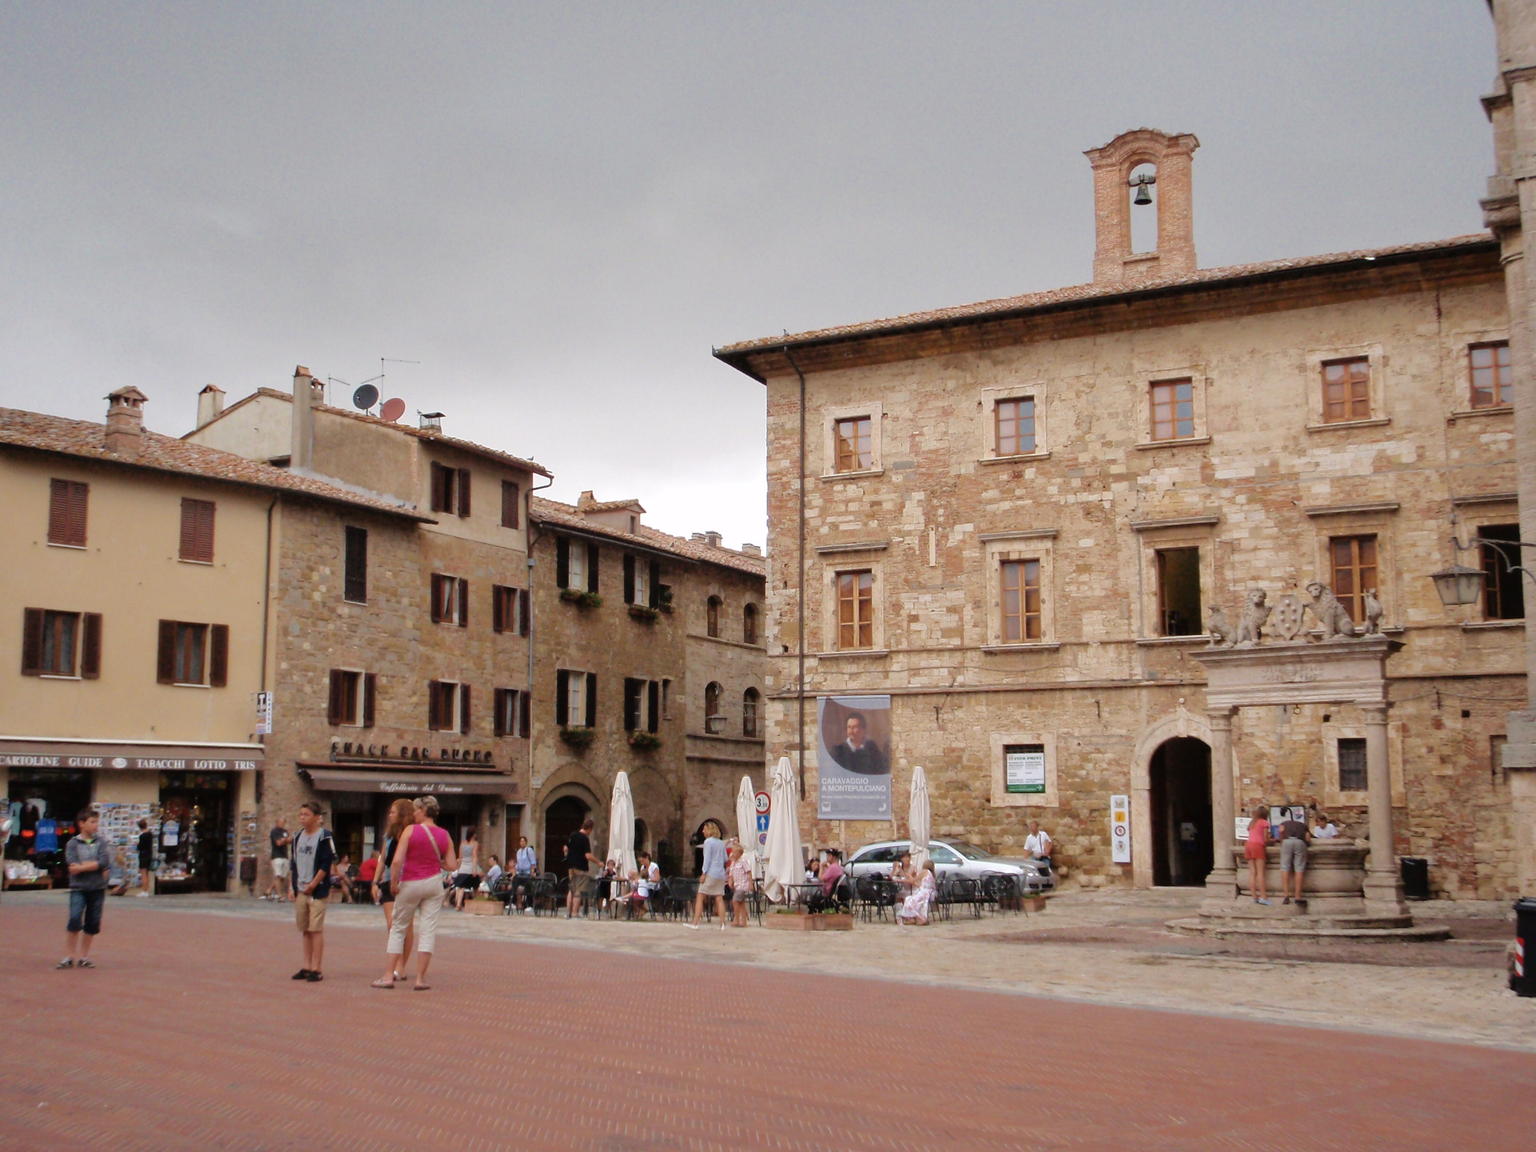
[568, 870, 593, 896]
[731, 888, 751, 904]
[271, 857, 290, 879]
[1280, 838, 1308, 873]
[138, 853, 153, 871]
[454, 873, 479, 891]
[1243, 841, 1267, 861]
[67, 888, 106, 935]
[375, 880, 393, 903]
[294, 892, 328, 933]
[698, 874, 726, 897]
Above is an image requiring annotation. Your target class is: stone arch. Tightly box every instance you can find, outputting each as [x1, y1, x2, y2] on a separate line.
[1130, 704, 1236, 889]
[537, 771, 603, 876]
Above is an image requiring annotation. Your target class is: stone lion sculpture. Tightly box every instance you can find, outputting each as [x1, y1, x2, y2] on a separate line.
[1232, 590, 1270, 647]
[1305, 581, 1356, 639]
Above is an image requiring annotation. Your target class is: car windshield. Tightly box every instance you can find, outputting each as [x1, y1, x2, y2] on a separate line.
[947, 841, 994, 860]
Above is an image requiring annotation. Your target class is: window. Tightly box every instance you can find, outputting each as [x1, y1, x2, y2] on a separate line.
[429, 462, 471, 517]
[21, 609, 101, 678]
[706, 595, 722, 638]
[834, 416, 873, 473]
[623, 556, 660, 607]
[994, 397, 1036, 456]
[48, 479, 88, 547]
[743, 603, 759, 645]
[430, 574, 469, 626]
[1338, 737, 1368, 792]
[500, 480, 521, 528]
[742, 688, 760, 738]
[327, 669, 376, 727]
[492, 585, 528, 635]
[178, 498, 215, 563]
[556, 538, 599, 592]
[156, 620, 228, 687]
[1149, 378, 1195, 441]
[343, 527, 368, 603]
[494, 688, 531, 737]
[1481, 524, 1525, 621]
[1321, 357, 1371, 423]
[1328, 535, 1378, 625]
[999, 560, 1041, 643]
[1155, 547, 1202, 637]
[836, 571, 874, 649]
[555, 669, 597, 728]
[704, 681, 723, 733]
[623, 678, 661, 733]
[428, 679, 470, 733]
[1470, 341, 1513, 409]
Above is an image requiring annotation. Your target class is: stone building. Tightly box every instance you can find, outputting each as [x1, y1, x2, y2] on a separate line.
[528, 494, 765, 876]
[716, 129, 1523, 899]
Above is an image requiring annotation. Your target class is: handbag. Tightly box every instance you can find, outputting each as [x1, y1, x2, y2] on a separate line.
[425, 826, 454, 889]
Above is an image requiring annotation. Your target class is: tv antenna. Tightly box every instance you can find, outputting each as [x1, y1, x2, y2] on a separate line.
[329, 357, 419, 419]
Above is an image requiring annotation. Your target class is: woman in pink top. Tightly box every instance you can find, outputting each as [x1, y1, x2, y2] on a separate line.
[1244, 805, 1272, 906]
[373, 795, 457, 991]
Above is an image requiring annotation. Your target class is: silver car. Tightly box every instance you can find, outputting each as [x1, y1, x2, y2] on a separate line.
[845, 838, 1053, 892]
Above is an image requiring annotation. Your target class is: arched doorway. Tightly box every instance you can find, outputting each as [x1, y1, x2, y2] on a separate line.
[543, 795, 589, 877]
[1149, 737, 1212, 886]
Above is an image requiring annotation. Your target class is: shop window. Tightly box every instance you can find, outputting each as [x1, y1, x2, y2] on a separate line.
[743, 602, 759, 645]
[327, 669, 376, 727]
[994, 396, 1037, 456]
[156, 620, 228, 687]
[494, 688, 531, 737]
[624, 678, 661, 733]
[833, 416, 873, 473]
[1481, 524, 1525, 620]
[430, 573, 469, 626]
[707, 595, 722, 638]
[1155, 547, 1202, 637]
[501, 479, 521, 529]
[1321, 357, 1372, 423]
[742, 688, 760, 738]
[1149, 378, 1195, 441]
[343, 526, 368, 604]
[624, 556, 660, 607]
[555, 669, 597, 728]
[429, 462, 471, 517]
[47, 478, 88, 547]
[427, 679, 469, 733]
[1328, 535, 1378, 625]
[21, 608, 101, 678]
[835, 570, 874, 650]
[999, 559, 1041, 643]
[1338, 737, 1367, 792]
[704, 681, 724, 733]
[492, 585, 528, 634]
[556, 537, 599, 592]
[178, 498, 215, 563]
[1469, 341, 1513, 409]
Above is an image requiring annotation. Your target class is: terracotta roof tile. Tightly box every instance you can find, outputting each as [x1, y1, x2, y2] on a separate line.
[531, 496, 765, 576]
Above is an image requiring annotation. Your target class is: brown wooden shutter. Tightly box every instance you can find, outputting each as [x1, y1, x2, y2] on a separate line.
[519, 690, 530, 738]
[492, 587, 505, 633]
[179, 499, 215, 562]
[623, 555, 635, 604]
[363, 674, 377, 728]
[584, 672, 597, 728]
[459, 683, 471, 734]
[427, 682, 439, 730]
[647, 680, 660, 733]
[344, 526, 368, 603]
[327, 670, 344, 725]
[555, 671, 568, 726]
[430, 463, 448, 512]
[501, 480, 520, 528]
[156, 620, 176, 684]
[457, 578, 469, 626]
[430, 574, 444, 622]
[587, 543, 600, 593]
[457, 469, 471, 517]
[556, 539, 569, 587]
[21, 608, 44, 675]
[518, 588, 530, 636]
[209, 625, 229, 687]
[48, 479, 88, 546]
[81, 613, 102, 679]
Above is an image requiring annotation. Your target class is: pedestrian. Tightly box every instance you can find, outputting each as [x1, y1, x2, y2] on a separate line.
[1278, 811, 1311, 905]
[290, 801, 336, 983]
[370, 797, 416, 983]
[452, 828, 479, 910]
[727, 841, 754, 928]
[565, 816, 599, 918]
[136, 818, 154, 897]
[372, 795, 455, 992]
[266, 815, 291, 901]
[688, 821, 728, 930]
[58, 808, 114, 969]
[513, 835, 537, 913]
[1025, 821, 1053, 864]
[1245, 805, 1272, 906]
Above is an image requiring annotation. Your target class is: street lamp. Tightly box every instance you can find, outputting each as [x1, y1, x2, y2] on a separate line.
[1430, 511, 1536, 607]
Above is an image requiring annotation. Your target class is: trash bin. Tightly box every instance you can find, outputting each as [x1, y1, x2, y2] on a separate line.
[1513, 898, 1536, 997]
[1400, 856, 1430, 901]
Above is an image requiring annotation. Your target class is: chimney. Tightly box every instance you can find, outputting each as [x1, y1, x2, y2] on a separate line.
[576, 491, 597, 512]
[104, 387, 148, 458]
[741, 543, 762, 556]
[196, 384, 225, 429]
[291, 365, 320, 471]
[704, 530, 722, 548]
[1085, 129, 1199, 285]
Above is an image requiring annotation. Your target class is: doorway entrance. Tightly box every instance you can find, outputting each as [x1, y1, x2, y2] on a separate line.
[543, 795, 590, 877]
[1149, 737, 1211, 886]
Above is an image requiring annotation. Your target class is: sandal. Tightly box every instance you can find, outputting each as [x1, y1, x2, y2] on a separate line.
[76, 959, 95, 969]
[412, 983, 431, 992]
[55, 958, 74, 969]
[370, 977, 394, 989]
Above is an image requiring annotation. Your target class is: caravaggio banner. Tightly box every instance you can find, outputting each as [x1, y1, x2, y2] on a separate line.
[816, 694, 892, 820]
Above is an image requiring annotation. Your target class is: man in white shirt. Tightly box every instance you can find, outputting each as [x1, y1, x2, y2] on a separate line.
[1025, 821, 1053, 862]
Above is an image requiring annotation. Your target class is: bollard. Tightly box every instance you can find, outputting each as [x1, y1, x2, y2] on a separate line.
[1512, 897, 1536, 997]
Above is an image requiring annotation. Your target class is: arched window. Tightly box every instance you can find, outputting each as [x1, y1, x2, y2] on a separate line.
[707, 595, 722, 638]
[743, 602, 759, 645]
[704, 681, 723, 733]
[742, 688, 760, 738]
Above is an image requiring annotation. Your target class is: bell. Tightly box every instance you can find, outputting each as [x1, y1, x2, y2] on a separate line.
[1133, 182, 1152, 206]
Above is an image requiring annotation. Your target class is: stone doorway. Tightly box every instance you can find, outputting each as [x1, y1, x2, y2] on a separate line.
[1150, 737, 1212, 887]
[543, 794, 590, 876]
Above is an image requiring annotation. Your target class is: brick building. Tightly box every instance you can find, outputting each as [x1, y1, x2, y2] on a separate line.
[716, 129, 1524, 899]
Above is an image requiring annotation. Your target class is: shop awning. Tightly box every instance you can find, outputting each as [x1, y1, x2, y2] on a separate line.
[299, 767, 518, 797]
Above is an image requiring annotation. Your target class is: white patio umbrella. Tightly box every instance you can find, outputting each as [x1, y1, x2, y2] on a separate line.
[734, 774, 760, 876]
[908, 765, 931, 873]
[762, 756, 803, 903]
[607, 771, 637, 879]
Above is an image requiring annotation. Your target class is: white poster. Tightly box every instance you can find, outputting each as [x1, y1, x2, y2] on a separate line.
[1109, 794, 1131, 864]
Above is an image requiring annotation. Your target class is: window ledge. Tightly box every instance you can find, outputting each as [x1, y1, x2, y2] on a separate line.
[979, 451, 1051, 467]
[172, 682, 212, 690]
[693, 634, 763, 650]
[1305, 417, 1391, 433]
[178, 559, 214, 566]
[40, 673, 83, 681]
[46, 542, 87, 551]
[980, 643, 1062, 654]
[1460, 619, 1524, 631]
[816, 649, 890, 660]
[342, 598, 368, 607]
[1134, 435, 1211, 451]
[819, 468, 885, 482]
[1449, 405, 1513, 422]
[1135, 635, 1213, 647]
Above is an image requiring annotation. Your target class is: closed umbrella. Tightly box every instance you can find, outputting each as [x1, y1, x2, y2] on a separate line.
[909, 765, 931, 873]
[735, 774, 759, 876]
[607, 771, 637, 879]
[763, 756, 803, 903]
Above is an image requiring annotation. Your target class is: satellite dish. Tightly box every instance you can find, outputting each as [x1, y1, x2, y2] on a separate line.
[379, 397, 406, 423]
[352, 384, 380, 410]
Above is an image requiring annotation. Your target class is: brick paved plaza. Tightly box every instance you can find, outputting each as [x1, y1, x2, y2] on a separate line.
[2, 896, 1534, 1150]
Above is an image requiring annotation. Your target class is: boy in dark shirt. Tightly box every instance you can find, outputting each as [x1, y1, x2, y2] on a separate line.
[59, 809, 114, 969]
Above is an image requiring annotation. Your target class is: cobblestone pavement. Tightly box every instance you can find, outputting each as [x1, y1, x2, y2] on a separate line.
[2, 890, 1533, 1150]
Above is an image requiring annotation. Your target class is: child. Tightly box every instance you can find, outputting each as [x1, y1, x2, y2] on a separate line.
[59, 808, 114, 969]
[727, 841, 754, 928]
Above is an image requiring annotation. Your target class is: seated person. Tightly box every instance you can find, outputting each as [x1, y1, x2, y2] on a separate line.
[888, 851, 914, 896]
[596, 859, 618, 907]
[483, 855, 503, 892]
[809, 850, 846, 912]
[331, 854, 355, 902]
[897, 860, 938, 926]
[630, 851, 662, 917]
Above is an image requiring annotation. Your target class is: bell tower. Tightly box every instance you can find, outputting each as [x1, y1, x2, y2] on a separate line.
[1085, 128, 1199, 285]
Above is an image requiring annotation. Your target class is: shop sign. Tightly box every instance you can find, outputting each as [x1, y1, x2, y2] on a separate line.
[379, 780, 468, 794]
[255, 691, 273, 735]
[0, 754, 259, 772]
[1005, 748, 1046, 794]
[330, 740, 496, 769]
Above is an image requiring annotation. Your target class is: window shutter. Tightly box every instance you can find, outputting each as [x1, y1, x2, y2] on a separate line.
[518, 587, 530, 636]
[427, 682, 439, 730]
[209, 624, 229, 687]
[493, 587, 506, 633]
[556, 539, 569, 588]
[430, 574, 443, 622]
[156, 620, 176, 684]
[327, 670, 345, 725]
[460, 683, 471, 734]
[430, 464, 448, 512]
[81, 613, 102, 679]
[363, 673, 377, 728]
[457, 578, 469, 626]
[519, 690, 530, 738]
[555, 671, 568, 726]
[584, 672, 597, 728]
[501, 480, 520, 528]
[587, 543, 600, 593]
[179, 499, 215, 562]
[344, 526, 368, 603]
[49, 479, 88, 546]
[649, 562, 662, 608]
[623, 555, 635, 604]
[21, 608, 44, 675]
[457, 469, 471, 517]
[647, 680, 660, 733]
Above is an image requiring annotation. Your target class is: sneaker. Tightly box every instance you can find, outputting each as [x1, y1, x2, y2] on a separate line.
[77, 958, 95, 969]
[685, 923, 699, 931]
[292, 968, 312, 980]
[136, 891, 150, 898]
[55, 958, 74, 970]
[1255, 898, 1271, 906]
[305, 971, 323, 982]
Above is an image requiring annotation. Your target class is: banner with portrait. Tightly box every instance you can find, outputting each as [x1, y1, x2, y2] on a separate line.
[816, 694, 892, 820]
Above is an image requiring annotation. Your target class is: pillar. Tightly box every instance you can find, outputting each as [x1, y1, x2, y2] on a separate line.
[1361, 702, 1405, 912]
[1202, 706, 1237, 909]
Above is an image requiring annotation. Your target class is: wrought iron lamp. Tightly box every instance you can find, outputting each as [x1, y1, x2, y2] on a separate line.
[1431, 512, 1536, 607]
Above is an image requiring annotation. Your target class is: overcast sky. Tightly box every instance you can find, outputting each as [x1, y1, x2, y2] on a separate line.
[1, 2, 1497, 550]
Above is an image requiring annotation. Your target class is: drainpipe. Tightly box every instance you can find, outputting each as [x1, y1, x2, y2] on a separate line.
[784, 346, 809, 794]
[526, 472, 555, 837]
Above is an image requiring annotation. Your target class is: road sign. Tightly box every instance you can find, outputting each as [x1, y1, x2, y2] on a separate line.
[754, 790, 770, 815]
[1110, 793, 1131, 863]
[755, 813, 769, 834]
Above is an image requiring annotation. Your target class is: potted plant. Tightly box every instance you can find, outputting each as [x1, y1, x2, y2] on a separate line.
[560, 588, 603, 609]
[559, 725, 595, 749]
[628, 604, 660, 623]
[628, 731, 661, 751]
